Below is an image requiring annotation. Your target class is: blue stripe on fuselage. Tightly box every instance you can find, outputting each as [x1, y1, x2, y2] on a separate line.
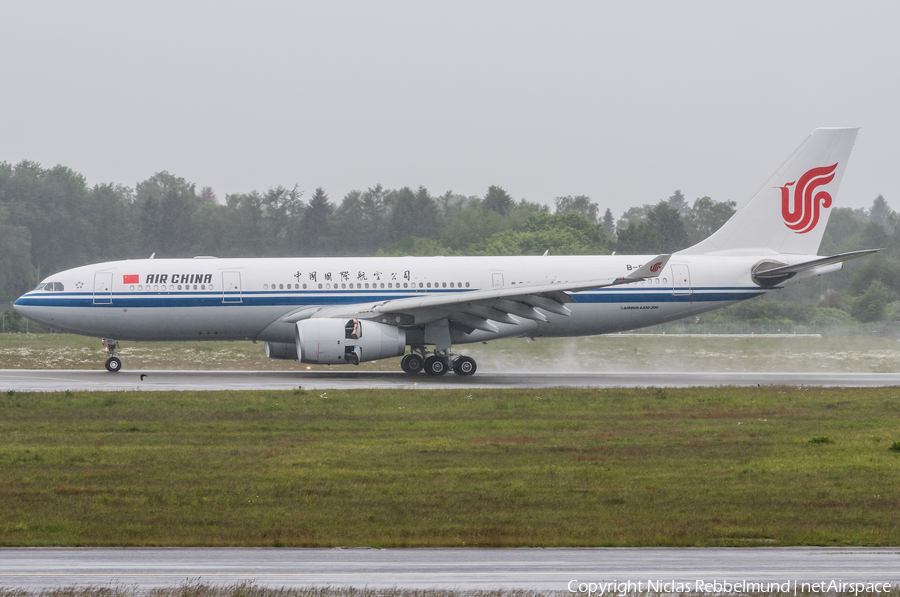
[14, 287, 766, 309]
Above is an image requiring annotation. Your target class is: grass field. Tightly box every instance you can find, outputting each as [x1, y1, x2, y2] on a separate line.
[3, 332, 900, 372]
[2, 386, 899, 547]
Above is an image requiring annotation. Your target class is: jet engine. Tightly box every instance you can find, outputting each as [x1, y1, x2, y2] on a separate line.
[264, 341, 299, 360]
[295, 318, 406, 365]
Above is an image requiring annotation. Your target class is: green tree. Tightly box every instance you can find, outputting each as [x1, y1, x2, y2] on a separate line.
[646, 201, 687, 252]
[851, 280, 891, 322]
[483, 185, 514, 215]
[667, 189, 688, 214]
[616, 201, 688, 254]
[617, 204, 650, 233]
[0, 207, 37, 302]
[360, 184, 388, 250]
[555, 195, 599, 223]
[191, 202, 229, 256]
[222, 191, 265, 255]
[601, 208, 616, 241]
[1, 162, 94, 277]
[869, 194, 894, 233]
[261, 185, 304, 253]
[135, 171, 199, 256]
[298, 187, 334, 255]
[88, 183, 137, 261]
[820, 207, 868, 254]
[467, 212, 610, 256]
[332, 190, 365, 255]
[683, 196, 736, 245]
[388, 186, 440, 241]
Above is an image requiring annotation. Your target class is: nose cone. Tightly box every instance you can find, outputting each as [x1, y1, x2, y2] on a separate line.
[13, 293, 44, 325]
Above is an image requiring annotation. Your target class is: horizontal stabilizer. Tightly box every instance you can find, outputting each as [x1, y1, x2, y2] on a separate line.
[753, 249, 882, 280]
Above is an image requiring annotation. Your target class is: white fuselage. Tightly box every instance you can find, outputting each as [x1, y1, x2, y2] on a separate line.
[13, 253, 792, 346]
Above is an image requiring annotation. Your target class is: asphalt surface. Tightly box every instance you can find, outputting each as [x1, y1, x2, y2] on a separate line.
[3, 369, 900, 391]
[1, 547, 899, 591]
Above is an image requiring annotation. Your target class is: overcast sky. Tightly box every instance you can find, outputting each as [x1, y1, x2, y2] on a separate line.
[1, 1, 898, 217]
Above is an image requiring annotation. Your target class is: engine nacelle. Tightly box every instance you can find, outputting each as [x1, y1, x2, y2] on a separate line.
[295, 318, 406, 365]
[265, 341, 299, 360]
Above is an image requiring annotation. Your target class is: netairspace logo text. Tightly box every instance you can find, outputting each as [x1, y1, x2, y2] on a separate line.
[567, 580, 894, 596]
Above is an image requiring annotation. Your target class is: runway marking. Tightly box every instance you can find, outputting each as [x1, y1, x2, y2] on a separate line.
[0, 374, 109, 386]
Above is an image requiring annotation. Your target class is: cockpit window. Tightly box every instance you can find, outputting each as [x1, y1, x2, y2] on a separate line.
[34, 283, 46, 291]
[38, 282, 64, 291]
[53, 282, 64, 291]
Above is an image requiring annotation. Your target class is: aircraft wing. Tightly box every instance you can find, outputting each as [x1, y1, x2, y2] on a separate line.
[302, 254, 671, 333]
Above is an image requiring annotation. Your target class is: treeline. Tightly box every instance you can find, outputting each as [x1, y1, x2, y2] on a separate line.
[1, 159, 898, 326]
[0, 160, 731, 301]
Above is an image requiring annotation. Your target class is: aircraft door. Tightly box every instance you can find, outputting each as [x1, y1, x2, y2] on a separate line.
[93, 272, 113, 305]
[222, 271, 242, 303]
[671, 264, 691, 296]
[492, 273, 504, 288]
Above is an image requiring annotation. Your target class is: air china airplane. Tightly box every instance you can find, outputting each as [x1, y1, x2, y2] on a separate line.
[14, 128, 879, 376]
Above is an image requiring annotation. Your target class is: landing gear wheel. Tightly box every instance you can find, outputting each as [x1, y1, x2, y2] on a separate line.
[401, 353, 424, 374]
[452, 356, 477, 376]
[105, 356, 122, 373]
[424, 355, 448, 376]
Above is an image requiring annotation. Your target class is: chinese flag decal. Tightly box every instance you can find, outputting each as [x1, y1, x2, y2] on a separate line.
[123, 275, 139, 284]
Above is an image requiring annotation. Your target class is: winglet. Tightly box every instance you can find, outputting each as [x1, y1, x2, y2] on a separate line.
[625, 255, 671, 280]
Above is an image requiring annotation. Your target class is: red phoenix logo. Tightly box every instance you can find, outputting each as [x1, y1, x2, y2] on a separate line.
[777, 163, 838, 234]
[650, 262, 662, 273]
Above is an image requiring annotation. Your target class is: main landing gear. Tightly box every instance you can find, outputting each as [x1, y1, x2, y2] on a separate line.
[401, 349, 477, 377]
[101, 338, 122, 373]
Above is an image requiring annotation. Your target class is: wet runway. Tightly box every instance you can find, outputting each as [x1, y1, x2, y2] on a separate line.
[1, 547, 899, 591]
[2, 369, 900, 392]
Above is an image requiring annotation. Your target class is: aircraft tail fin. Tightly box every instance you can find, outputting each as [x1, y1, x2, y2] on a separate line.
[679, 127, 859, 256]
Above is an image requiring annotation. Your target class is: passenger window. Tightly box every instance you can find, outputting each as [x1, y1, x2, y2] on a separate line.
[419, 283, 423, 288]
[403, 283, 408, 288]
[465, 282, 470, 287]
[341, 283, 346, 289]
[427, 283, 431, 288]
[318, 284, 323, 289]
[193, 285, 198, 290]
[303, 284, 307, 289]
[130, 285, 135, 291]
[279, 284, 283, 290]
[264, 284, 268, 290]
[450, 282, 454, 288]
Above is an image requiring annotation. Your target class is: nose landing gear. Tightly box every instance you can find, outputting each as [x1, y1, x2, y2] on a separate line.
[101, 338, 122, 373]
